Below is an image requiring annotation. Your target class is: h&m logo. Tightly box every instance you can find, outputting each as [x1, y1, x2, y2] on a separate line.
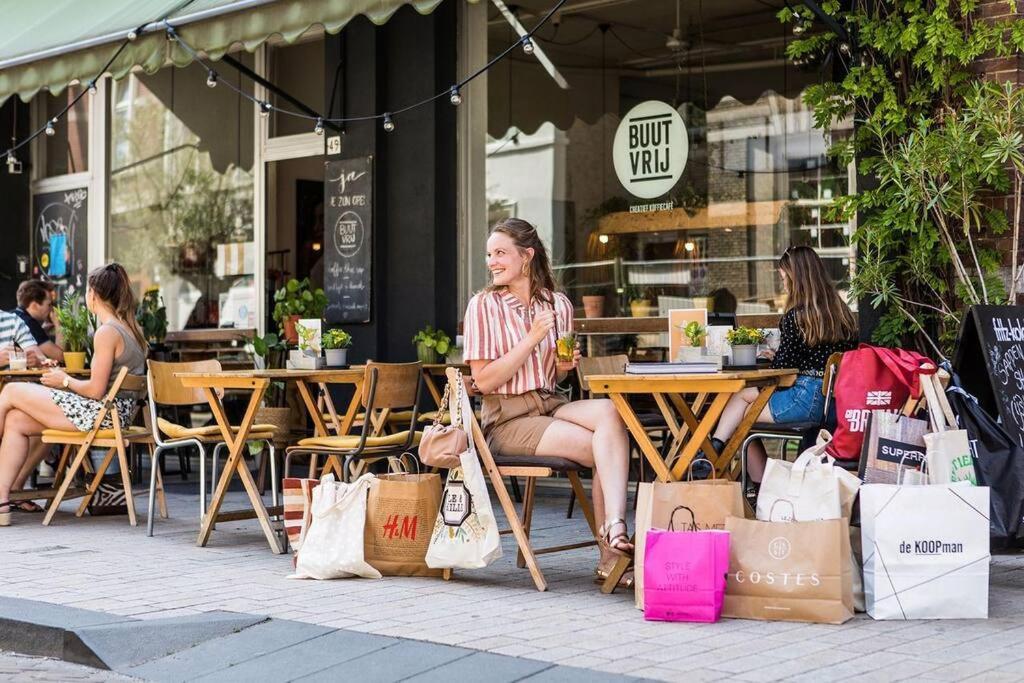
[381, 514, 419, 541]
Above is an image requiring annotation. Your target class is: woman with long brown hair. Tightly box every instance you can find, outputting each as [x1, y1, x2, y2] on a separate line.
[0, 263, 147, 525]
[464, 218, 633, 581]
[709, 245, 857, 483]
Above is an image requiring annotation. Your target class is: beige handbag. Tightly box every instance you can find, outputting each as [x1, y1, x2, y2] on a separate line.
[418, 369, 469, 469]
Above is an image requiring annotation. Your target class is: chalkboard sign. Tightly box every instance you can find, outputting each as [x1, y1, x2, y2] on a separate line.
[954, 305, 1024, 448]
[324, 157, 372, 323]
[32, 187, 88, 290]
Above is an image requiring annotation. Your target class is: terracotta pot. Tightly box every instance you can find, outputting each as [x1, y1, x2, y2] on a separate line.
[282, 315, 300, 344]
[582, 295, 605, 319]
[630, 299, 652, 317]
[64, 351, 87, 372]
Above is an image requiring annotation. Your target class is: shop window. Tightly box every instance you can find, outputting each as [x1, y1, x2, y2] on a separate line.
[268, 38, 325, 138]
[108, 59, 255, 330]
[482, 2, 854, 320]
[41, 85, 89, 176]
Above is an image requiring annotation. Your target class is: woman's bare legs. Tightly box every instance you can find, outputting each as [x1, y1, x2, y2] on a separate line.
[712, 386, 773, 482]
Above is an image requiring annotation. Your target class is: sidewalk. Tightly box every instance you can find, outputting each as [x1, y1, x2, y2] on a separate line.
[4, 481, 1024, 681]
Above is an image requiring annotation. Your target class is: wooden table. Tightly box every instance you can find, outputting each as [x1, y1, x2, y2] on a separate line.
[176, 368, 364, 554]
[0, 368, 90, 383]
[588, 369, 797, 482]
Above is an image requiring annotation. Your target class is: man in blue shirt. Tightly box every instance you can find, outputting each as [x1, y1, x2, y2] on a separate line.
[13, 279, 62, 362]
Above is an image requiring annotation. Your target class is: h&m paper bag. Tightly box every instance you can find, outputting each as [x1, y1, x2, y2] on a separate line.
[634, 479, 744, 610]
[722, 515, 854, 624]
[364, 473, 442, 576]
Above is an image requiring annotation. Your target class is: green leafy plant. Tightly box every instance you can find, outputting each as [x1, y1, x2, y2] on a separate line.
[55, 292, 91, 354]
[136, 286, 168, 345]
[780, 2, 1024, 354]
[323, 328, 352, 350]
[412, 325, 451, 356]
[726, 327, 765, 347]
[248, 332, 287, 406]
[272, 278, 328, 332]
[624, 285, 651, 302]
[682, 320, 707, 347]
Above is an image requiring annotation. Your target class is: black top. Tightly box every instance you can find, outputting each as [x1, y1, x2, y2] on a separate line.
[13, 307, 49, 346]
[771, 308, 856, 377]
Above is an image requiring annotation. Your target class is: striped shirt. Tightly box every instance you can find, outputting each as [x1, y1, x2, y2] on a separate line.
[463, 288, 574, 395]
[0, 310, 37, 350]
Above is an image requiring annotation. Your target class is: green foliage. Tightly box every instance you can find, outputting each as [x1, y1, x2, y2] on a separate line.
[782, 2, 1024, 355]
[249, 332, 286, 406]
[55, 293, 91, 353]
[726, 327, 765, 346]
[412, 325, 451, 356]
[682, 320, 707, 347]
[136, 287, 167, 345]
[323, 328, 352, 350]
[272, 278, 328, 333]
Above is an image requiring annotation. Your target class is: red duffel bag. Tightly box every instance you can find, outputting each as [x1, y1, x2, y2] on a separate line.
[827, 345, 936, 460]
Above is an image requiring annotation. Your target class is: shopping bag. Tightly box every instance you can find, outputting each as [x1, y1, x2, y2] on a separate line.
[634, 478, 744, 610]
[860, 482, 990, 619]
[283, 477, 320, 551]
[425, 385, 502, 569]
[643, 505, 730, 623]
[860, 411, 930, 484]
[723, 508, 854, 624]
[756, 431, 861, 522]
[364, 473, 443, 576]
[291, 474, 381, 580]
[920, 372, 977, 485]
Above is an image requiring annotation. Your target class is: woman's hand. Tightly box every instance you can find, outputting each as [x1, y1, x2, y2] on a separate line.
[528, 310, 556, 345]
[555, 346, 581, 374]
[40, 368, 68, 389]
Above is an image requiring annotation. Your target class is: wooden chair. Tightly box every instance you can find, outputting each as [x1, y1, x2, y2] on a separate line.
[41, 367, 151, 527]
[286, 362, 424, 481]
[446, 368, 598, 592]
[740, 352, 844, 490]
[146, 359, 281, 537]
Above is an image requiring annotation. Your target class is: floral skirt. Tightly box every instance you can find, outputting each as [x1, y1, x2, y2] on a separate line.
[50, 389, 135, 432]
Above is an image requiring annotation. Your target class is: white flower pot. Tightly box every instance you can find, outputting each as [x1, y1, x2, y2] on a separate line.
[325, 348, 348, 367]
[677, 346, 704, 363]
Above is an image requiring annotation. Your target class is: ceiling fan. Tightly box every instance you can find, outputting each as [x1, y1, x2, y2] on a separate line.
[490, 0, 570, 90]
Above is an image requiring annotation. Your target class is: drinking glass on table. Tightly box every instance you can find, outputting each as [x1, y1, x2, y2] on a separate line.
[7, 348, 27, 371]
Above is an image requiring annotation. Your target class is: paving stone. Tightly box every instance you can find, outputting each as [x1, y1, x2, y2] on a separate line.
[403, 651, 552, 682]
[294, 639, 472, 682]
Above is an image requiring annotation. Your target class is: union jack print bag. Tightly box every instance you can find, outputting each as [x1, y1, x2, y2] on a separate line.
[828, 345, 935, 460]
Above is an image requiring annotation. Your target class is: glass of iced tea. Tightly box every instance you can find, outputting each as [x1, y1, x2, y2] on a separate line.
[556, 333, 577, 362]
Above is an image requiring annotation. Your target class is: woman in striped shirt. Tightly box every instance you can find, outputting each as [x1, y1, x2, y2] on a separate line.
[464, 218, 633, 574]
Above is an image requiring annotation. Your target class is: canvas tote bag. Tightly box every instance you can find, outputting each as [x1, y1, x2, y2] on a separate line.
[920, 373, 977, 485]
[634, 476, 744, 610]
[291, 473, 381, 580]
[723, 504, 854, 624]
[756, 431, 861, 522]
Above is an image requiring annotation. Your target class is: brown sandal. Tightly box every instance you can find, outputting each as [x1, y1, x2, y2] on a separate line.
[598, 518, 634, 557]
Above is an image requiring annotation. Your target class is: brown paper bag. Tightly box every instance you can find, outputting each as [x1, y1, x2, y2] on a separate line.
[722, 515, 853, 624]
[634, 480, 745, 610]
[364, 473, 442, 576]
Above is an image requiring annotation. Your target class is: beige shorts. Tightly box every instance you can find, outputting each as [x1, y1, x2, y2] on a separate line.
[480, 391, 569, 457]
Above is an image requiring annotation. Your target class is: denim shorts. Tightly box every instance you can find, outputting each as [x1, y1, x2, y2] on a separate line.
[768, 375, 825, 424]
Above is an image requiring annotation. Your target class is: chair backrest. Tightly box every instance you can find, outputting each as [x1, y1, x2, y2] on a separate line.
[148, 359, 222, 406]
[577, 354, 628, 393]
[361, 361, 422, 410]
[821, 351, 844, 414]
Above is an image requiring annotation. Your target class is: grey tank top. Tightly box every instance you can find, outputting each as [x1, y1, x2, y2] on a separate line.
[103, 320, 147, 395]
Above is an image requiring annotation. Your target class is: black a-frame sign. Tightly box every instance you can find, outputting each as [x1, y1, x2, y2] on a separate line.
[954, 306, 1024, 449]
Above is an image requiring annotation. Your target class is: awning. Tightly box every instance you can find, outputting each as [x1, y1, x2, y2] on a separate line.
[0, 0, 458, 104]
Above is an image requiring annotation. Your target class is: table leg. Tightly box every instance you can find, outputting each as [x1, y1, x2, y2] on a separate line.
[423, 369, 445, 407]
[196, 384, 283, 554]
[608, 393, 673, 482]
[713, 382, 778, 478]
[670, 392, 731, 480]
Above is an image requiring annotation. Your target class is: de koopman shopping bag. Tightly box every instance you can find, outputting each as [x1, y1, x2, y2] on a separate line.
[643, 506, 730, 623]
[291, 474, 381, 580]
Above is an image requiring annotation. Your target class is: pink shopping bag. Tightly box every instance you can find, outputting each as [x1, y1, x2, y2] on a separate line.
[643, 505, 730, 623]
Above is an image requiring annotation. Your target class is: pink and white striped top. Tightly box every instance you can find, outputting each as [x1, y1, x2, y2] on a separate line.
[463, 288, 574, 395]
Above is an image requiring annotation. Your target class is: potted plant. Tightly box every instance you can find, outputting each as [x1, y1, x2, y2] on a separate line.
[726, 327, 766, 367]
[137, 286, 169, 359]
[581, 288, 606, 319]
[272, 278, 328, 344]
[678, 320, 706, 362]
[323, 328, 352, 367]
[412, 325, 451, 364]
[248, 331, 291, 438]
[55, 292, 91, 372]
[625, 285, 653, 318]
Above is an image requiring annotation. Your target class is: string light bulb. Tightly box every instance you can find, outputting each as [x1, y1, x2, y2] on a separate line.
[259, 100, 272, 117]
[522, 36, 535, 55]
[206, 71, 218, 88]
[838, 42, 851, 56]
[88, 81, 97, 96]
[793, 23, 806, 36]
[383, 113, 395, 132]
[893, 68, 903, 78]
[314, 117, 324, 136]
[45, 119, 56, 137]
[127, 29, 138, 41]
[449, 86, 462, 106]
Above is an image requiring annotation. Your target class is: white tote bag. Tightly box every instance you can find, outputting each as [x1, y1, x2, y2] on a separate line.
[861, 481, 990, 619]
[756, 431, 861, 522]
[920, 373, 977, 485]
[425, 386, 502, 569]
[290, 474, 382, 580]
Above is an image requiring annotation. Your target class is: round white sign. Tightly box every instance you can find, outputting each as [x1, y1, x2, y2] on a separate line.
[612, 100, 688, 199]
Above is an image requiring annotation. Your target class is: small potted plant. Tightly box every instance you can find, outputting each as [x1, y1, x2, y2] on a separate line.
[625, 285, 653, 318]
[248, 332, 291, 437]
[272, 278, 328, 344]
[678, 320, 706, 362]
[323, 328, 352, 367]
[55, 292, 91, 372]
[412, 325, 451, 364]
[726, 327, 766, 367]
[581, 288, 606, 319]
[137, 286, 169, 359]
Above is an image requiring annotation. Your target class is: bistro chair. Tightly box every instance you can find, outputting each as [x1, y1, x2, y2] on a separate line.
[739, 352, 845, 492]
[41, 367, 151, 527]
[146, 359, 280, 537]
[287, 362, 424, 481]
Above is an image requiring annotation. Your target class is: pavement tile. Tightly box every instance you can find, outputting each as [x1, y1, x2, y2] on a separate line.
[402, 651, 552, 682]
